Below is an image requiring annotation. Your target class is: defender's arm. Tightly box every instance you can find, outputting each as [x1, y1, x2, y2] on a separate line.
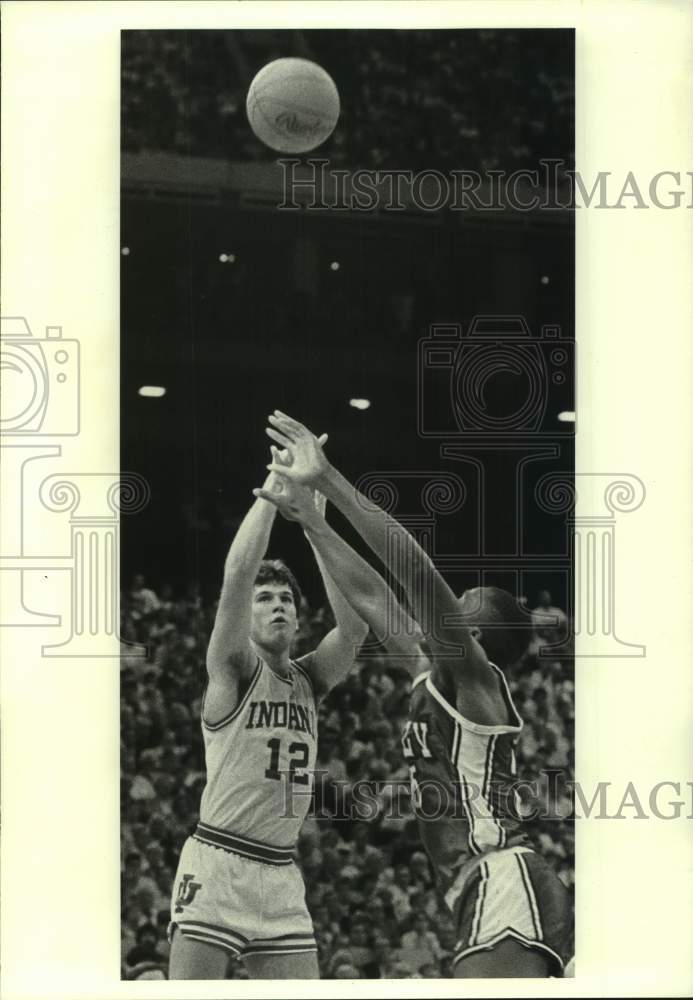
[306, 501, 370, 695]
[266, 412, 483, 672]
[254, 479, 424, 678]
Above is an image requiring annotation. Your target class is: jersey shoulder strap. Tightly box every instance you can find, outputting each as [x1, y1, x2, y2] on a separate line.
[424, 670, 522, 735]
[292, 655, 318, 701]
[487, 660, 523, 729]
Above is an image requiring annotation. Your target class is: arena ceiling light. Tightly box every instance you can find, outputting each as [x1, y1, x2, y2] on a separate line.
[557, 411, 575, 422]
[138, 386, 167, 398]
[349, 398, 370, 410]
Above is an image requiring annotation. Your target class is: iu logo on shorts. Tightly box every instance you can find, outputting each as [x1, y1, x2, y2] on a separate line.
[174, 873, 202, 913]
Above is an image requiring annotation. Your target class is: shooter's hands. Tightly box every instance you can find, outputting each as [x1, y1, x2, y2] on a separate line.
[253, 471, 323, 529]
[313, 488, 327, 517]
[262, 431, 327, 492]
[266, 411, 330, 486]
[262, 442, 291, 492]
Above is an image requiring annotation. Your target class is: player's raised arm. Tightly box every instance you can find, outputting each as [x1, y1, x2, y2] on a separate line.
[303, 488, 370, 695]
[264, 445, 369, 694]
[253, 474, 425, 678]
[206, 467, 283, 703]
[265, 412, 488, 679]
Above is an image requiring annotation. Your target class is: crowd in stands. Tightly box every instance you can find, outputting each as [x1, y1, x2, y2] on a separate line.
[122, 29, 574, 173]
[121, 573, 574, 979]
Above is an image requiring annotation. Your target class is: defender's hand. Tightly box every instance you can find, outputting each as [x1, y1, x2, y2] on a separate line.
[266, 412, 329, 485]
[262, 444, 290, 492]
[262, 434, 327, 492]
[253, 475, 322, 528]
[313, 489, 327, 517]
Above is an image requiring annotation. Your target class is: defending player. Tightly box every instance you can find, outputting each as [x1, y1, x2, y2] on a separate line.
[260, 411, 574, 978]
[168, 450, 372, 980]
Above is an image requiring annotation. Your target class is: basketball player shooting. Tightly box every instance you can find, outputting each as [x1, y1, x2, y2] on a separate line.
[168, 442, 373, 980]
[260, 411, 574, 979]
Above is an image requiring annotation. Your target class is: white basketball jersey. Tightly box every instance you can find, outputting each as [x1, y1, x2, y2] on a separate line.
[198, 656, 317, 850]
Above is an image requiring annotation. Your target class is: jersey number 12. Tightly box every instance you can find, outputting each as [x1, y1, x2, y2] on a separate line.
[265, 737, 309, 784]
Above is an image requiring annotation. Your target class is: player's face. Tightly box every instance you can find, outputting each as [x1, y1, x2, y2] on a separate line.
[250, 582, 298, 651]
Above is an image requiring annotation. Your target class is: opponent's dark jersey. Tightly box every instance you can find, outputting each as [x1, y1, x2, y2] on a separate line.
[402, 664, 530, 896]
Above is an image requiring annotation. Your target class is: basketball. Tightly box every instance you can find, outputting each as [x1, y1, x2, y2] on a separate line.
[246, 57, 340, 154]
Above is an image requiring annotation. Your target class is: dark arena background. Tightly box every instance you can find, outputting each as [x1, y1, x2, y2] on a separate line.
[120, 29, 575, 980]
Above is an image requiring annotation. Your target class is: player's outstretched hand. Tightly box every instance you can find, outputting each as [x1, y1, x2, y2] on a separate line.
[253, 473, 323, 528]
[313, 488, 327, 517]
[263, 443, 291, 491]
[266, 412, 329, 485]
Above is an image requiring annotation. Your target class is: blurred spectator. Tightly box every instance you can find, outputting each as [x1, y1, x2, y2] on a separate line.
[420, 961, 441, 977]
[316, 727, 348, 784]
[409, 850, 434, 890]
[126, 922, 167, 968]
[128, 961, 168, 980]
[129, 573, 160, 617]
[333, 961, 361, 979]
[379, 864, 417, 923]
[400, 913, 444, 972]
[361, 930, 394, 977]
[531, 590, 569, 645]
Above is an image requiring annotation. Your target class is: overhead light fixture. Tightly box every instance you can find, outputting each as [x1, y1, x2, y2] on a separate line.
[138, 386, 166, 398]
[349, 398, 371, 410]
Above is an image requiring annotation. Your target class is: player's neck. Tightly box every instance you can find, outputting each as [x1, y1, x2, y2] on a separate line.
[253, 641, 292, 677]
[432, 660, 458, 700]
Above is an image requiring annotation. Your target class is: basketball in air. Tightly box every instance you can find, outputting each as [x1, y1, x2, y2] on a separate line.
[246, 57, 340, 154]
